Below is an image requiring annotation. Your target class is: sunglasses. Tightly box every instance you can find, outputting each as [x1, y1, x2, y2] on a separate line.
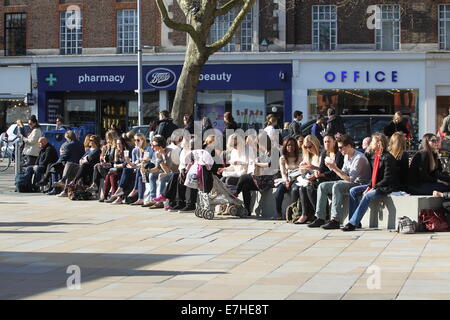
[135, 139, 141, 142]
[338, 145, 345, 150]
[430, 139, 438, 143]
[305, 145, 313, 149]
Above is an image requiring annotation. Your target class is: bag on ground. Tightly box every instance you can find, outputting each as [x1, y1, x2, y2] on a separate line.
[419, 209, 449, 232]
[15, 170, 33, 193]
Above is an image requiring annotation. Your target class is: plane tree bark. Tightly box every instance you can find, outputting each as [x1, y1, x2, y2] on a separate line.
[155, 0, 256, 126]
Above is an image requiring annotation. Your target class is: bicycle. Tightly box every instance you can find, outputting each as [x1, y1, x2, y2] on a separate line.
[0, 135, 20, 172]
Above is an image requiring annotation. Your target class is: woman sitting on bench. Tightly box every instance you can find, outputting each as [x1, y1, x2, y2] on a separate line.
[343, 133, 397, 231]
[407, 133, 450, 195]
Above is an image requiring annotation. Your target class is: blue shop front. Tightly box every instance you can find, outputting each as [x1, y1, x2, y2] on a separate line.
[38, 63, 292, 136]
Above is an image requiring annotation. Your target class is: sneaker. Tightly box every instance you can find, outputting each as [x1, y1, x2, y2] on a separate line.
[321, 220, 341, 230]
[164, 205, 173, 211]
[307, 218, 326, 228]
[179, 206, 196, 213]
[149, 202, 164, 209]
[342, 223, 356, 232]
[57, 191, 67, 198]
[47, 189, 59, 195]
[153, 195, 167, 202]
[170, 203, 185, 212]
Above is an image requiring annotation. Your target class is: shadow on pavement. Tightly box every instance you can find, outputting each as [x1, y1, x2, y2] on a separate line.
[0, 222, 91, 227]
[0, 251, 226, 299]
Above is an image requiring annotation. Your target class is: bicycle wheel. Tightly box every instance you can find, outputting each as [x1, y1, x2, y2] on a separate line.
[0, 149, 11, 172]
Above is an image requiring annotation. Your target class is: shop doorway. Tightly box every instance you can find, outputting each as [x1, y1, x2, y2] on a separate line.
[437, 96, 450, 133]
[100, 100, 128, 137]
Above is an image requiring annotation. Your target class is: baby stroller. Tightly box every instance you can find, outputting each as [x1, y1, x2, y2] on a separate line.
[195, 175, 248, 220]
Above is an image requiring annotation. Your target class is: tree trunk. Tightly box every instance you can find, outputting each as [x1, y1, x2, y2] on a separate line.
[171, 40, 209, 126]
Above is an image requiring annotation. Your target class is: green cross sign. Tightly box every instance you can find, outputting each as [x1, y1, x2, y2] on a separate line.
[45, 73, 58, 87]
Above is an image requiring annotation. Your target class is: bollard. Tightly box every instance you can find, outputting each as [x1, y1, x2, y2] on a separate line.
[14, 139, 22, 175]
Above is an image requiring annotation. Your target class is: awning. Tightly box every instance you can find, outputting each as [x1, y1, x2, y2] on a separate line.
[0, 66, 31, 96]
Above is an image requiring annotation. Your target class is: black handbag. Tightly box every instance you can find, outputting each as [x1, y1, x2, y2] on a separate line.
[253, 175, 275, 191]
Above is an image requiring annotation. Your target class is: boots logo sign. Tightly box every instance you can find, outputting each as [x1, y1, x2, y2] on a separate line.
[146, 68, 177, 89]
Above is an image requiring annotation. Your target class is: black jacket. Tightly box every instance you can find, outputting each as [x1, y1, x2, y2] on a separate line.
[366, 150, 398, 194]
[318, 150, 344, 182]
[408, 151, 450, 185]
[326, 115, 345, 136]
[37, 143, 58, 169]
[392, 151, 409, 190]
[384, 121, 409, 137]
[288, 120, 302, 137]
[157, 118, 178, 140]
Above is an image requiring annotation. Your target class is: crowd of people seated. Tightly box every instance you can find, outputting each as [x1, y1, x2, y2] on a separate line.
[16, 108, 450, 232]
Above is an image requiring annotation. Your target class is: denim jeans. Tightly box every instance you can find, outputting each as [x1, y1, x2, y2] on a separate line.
[348, 185, 385, 227]
[315, 180, 359, 221]
[157, 172, 174, 197]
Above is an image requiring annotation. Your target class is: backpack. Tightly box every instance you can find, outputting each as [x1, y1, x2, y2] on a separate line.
[158, 120, 178, 140]
[15, 170, 34, 193]
[397, 216, 417, 234]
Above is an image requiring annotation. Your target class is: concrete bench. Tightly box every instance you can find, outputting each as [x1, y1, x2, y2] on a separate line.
[351, 195, 443, 230]
[243, 189, 293, 219]
[246, 189, 444, 229]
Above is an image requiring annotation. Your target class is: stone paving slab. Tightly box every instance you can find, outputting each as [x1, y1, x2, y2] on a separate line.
[1, 170, 450, 300]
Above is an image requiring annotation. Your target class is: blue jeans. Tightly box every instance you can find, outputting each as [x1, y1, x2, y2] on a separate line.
[148, 172, 159, 200]
[348, 185, 385, 227]
[157, 173, 174, 197]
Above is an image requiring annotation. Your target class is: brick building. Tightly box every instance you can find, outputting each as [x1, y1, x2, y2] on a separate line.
[0, 0, 450, 137]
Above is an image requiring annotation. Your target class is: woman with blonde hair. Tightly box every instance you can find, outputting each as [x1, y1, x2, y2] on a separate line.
[294, 134, 321, 224]
[384, 111, 409, 137]
[264, 114, 279, 146]
[343, 133, 397, 231]
[107, 133, 151, 204]
[388, 132, 409, 191]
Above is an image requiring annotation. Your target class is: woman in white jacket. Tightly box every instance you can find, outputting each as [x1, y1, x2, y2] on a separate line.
[21, 115, 42, 166]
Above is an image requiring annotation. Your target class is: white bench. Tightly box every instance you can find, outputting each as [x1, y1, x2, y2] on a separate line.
[247, 190, 444, 229]
[353, 195, 443, 230]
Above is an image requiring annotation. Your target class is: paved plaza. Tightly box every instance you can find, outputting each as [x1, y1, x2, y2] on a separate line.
[1, 169, 450, 300]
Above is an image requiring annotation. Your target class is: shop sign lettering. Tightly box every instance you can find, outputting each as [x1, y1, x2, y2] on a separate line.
[324, 71, 398, 83]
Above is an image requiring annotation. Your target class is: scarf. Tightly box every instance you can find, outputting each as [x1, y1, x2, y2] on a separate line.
[371, 151, 381, 188]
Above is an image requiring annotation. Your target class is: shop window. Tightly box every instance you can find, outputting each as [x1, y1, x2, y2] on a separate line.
[60, 10, 82, 55]
[209, 7, 254, 52]
[117, 9, 138, 54]
[4, 13, 27, 56]
[312, 5, 337, 51]
[439, 4, 450, 50]
[375, 4, 400, 51]
[196, 90, 284, 132]
[308, 89, 419, 139]
[65, 100, 96, 130]
[265, 90, 285, 127]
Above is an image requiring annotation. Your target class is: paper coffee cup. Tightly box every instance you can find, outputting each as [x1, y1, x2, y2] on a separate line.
[124, 150, 129, 158]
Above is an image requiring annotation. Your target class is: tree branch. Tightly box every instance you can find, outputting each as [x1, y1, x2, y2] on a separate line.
[215, 0, 243, 18]
[155, 0, 203, 49]
[207, 0, 255, 55]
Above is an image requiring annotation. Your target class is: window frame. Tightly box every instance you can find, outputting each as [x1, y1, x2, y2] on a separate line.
[312, 5, 337, 51]
[439, 4, 450, 50]
[375, 4, 401, 51]
[117, 9, 138, 54]
[4, 12, 27, 56]
[60, 10, 83, 55]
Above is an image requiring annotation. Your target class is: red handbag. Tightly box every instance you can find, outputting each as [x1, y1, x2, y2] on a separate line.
[419, 209, 449, 232]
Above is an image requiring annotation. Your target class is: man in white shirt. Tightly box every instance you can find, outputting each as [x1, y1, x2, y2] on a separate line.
[308, 134, 371, 229]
